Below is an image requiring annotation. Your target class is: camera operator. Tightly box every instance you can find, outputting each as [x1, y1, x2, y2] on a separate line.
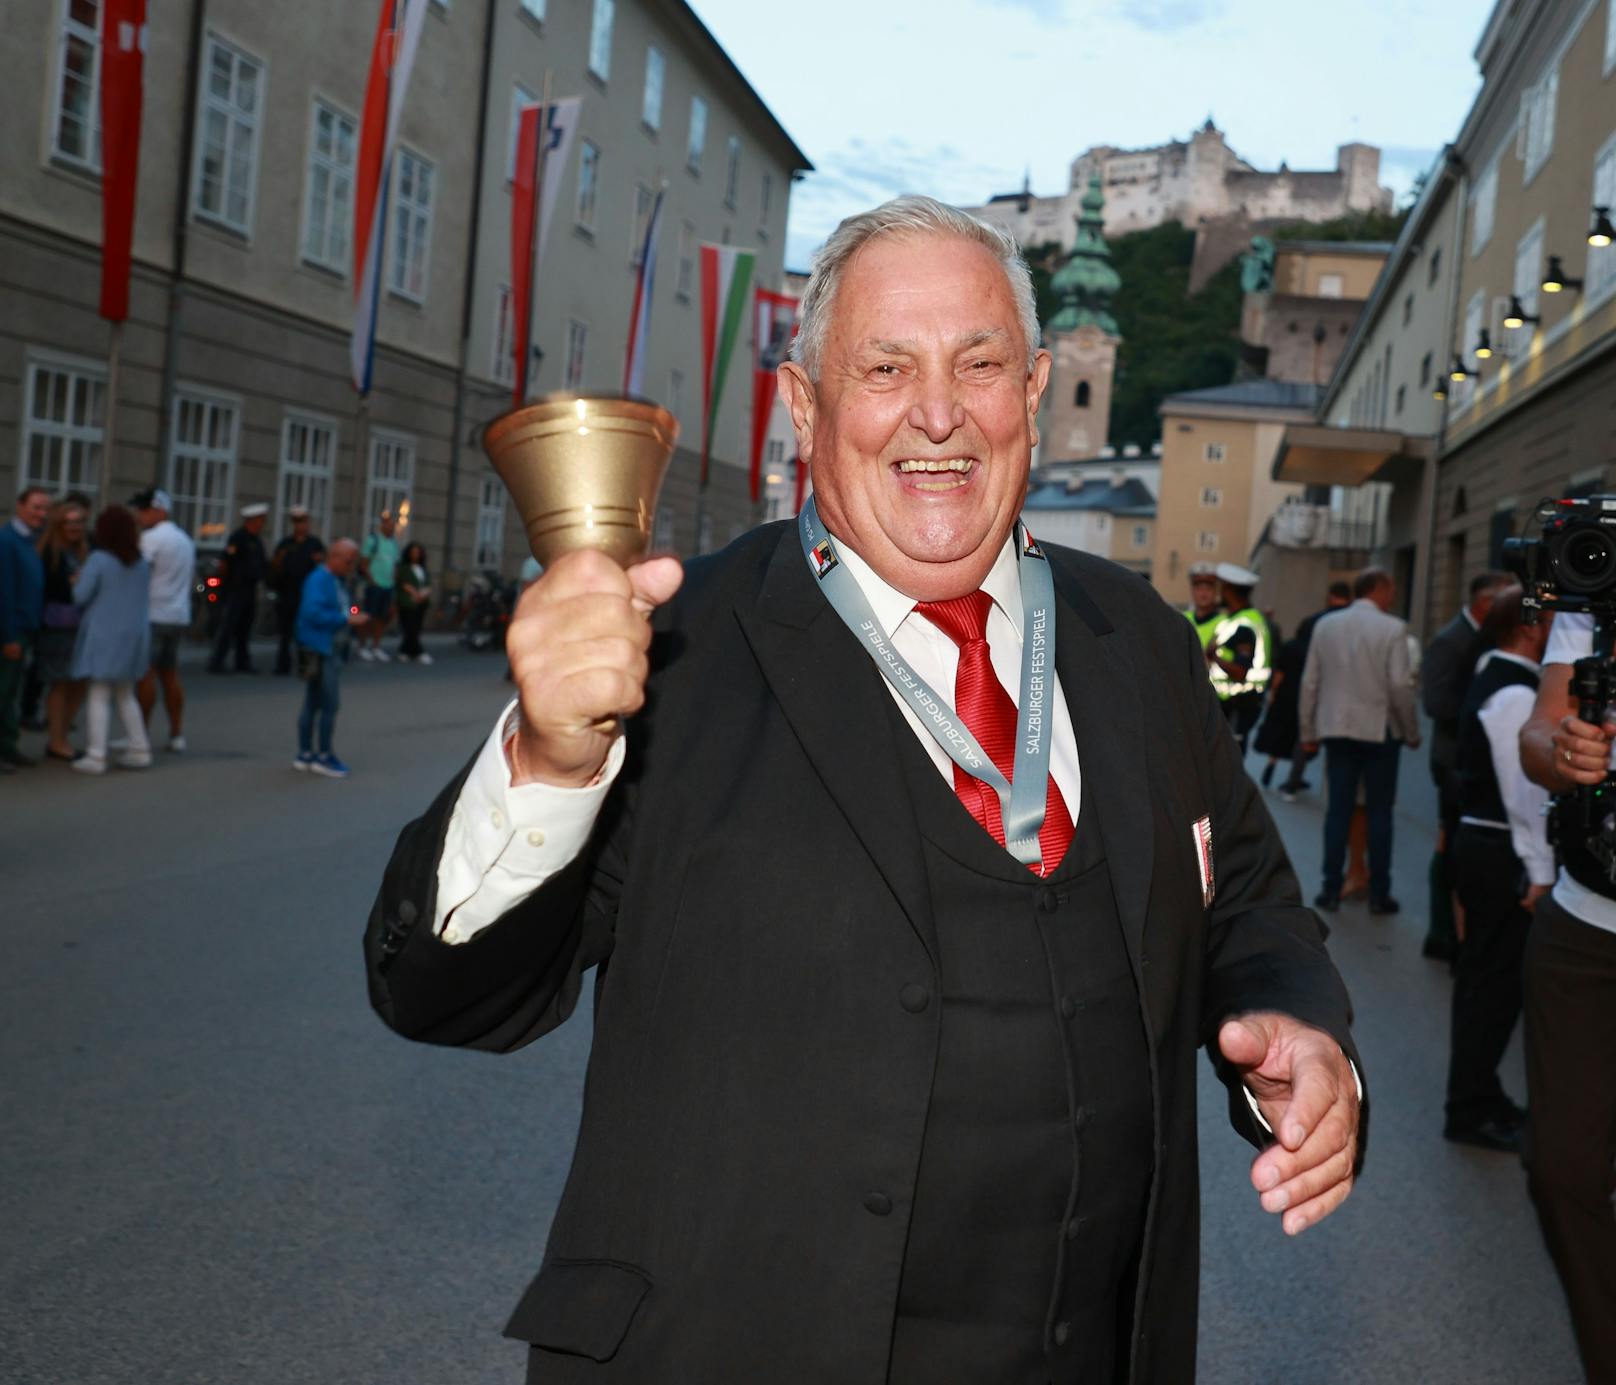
[1519, 605, 1616, 1382]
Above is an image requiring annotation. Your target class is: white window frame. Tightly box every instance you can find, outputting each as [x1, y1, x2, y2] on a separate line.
[724, 135, 741, 207]
[506, 83, 537, 183]
[276, 412, 338, 536]
[676, 220, 695, 299]
[1509, 219, 1545, 361]
[192, 34, 264, 236]
[167, 387, 240, 549]
[687, 96, 707, 174]
[19, 352, 107, 506]
[576, 140, 600, 231]
[1200, 486, 1222, 508]
[301, 98, 357, 274]
[50, 0, 103, 172]
[564, 318, 588, 390]
[1607, 0, 1616, 77]
[1203, 441, 1225, 462]
[588, 0, 614, 81]
[1519, 63, 1559, 185]
[366, 429, 416, 537]
[1195, 531, 1219, 553]
[389, 146, 434, 303]
[1590, 131, 1616, 304]
[1456, 289, 1486, 410]
[474, 473, 505, 570]
[642, 44, 664, 131]
[1470, 157, 1497, 256]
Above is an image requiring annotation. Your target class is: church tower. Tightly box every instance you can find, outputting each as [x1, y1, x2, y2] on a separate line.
[1041, 174, 1122, 459]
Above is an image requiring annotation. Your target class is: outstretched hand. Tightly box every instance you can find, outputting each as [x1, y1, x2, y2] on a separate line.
[1218, 1012, 1360, 1236]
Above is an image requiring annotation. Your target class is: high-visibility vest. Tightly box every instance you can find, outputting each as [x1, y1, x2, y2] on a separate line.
[1185, 607, 1222, 651]
[1208, 607, 1272, 700]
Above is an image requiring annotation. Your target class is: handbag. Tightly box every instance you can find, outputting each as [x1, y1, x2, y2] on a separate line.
[42, 600, 81, 630]
[297, 647, 322, 682]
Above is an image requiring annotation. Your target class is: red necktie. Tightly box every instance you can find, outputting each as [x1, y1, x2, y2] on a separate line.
[914, 591, 1074, 877]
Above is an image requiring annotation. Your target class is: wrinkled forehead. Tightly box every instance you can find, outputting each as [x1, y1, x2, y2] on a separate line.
[832, 233, 1024, 353]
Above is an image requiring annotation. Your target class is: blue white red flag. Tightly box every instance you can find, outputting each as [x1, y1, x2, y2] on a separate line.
[622, 187, 665, 396]
[350, 0, 429, 395]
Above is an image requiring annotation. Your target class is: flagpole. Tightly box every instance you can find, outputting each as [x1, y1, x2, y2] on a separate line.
[522, 69, 552, 407]
[100, 321, 122, 507]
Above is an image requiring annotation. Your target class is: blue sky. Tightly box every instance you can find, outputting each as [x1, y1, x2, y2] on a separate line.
[688, 0, 1493, 271]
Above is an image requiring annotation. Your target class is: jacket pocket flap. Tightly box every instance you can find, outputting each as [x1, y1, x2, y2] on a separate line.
[502, 1259, 652, 1361]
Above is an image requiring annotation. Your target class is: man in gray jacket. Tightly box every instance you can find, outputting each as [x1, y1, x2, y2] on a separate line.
[1299, 567, 1422, 913]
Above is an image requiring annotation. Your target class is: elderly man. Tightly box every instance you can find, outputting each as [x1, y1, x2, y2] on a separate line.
[292, 538, 366, 779]
[366, 197, 1363, 1384]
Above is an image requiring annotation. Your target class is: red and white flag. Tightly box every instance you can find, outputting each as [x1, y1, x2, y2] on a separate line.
[508, 96, 581, 405]
[622, 187, 665, 397]
[98, 0, 147, 322]
[748, 288, 798, 502]
[350, 0, 429, 395]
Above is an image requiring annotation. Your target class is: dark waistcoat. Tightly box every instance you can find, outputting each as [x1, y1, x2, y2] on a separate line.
[1454, 655, 1540, 827]
[885, 709, 1155, 1385]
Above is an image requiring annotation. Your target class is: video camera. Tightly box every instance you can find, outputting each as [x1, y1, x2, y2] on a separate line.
[1504, 496, 1616, 883]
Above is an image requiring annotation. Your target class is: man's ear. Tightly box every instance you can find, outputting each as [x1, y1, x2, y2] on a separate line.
[1026, 348, 1053, 447]
[778, 362, 816, 466]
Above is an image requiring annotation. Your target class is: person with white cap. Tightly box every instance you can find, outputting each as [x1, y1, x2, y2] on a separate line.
[131, 488, 195, 751]
[1205, 561, 1271, 752]
[208, 502, 269, 674]
[1183, 561, 1222, 651]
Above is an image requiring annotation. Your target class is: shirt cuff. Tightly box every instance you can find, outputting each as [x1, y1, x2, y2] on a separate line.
[1242, 1055, 1364, 1135]
[432, 699, 625, 943]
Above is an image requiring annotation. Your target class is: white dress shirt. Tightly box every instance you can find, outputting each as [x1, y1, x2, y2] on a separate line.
[140, 519, 196, 625]
[1542, 612, 1616, 934]
[1457, 650, 1554, 888]
[432, 533, 1081, 942]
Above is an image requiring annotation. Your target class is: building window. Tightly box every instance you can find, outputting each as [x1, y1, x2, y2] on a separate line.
[652, 502, 675, 552]
[389, 148, 434, 302]
[1203, 442, 1225, 462]
[1317, 273, 1344, 298]
[1420, 351, 1432, 387]
[724, 135, 741, 207]
[277, 414, 337, 535]
[631, 184, 654, 265]
[576, 140, 599, 230]
[22, 358, 105, 504]
[367, 431, 415, 535]
[1095, 514, 1109, 533]
[1510, 220, 1545, 360]
[1456, 290, 1485, 409]
[1200, 486, 1222, 508]
[193, 36, 263, 234]
[761, 172, 773, 222]
[168, 391, 238, 548]
[1428, 245, 1442, 286]
[519, 0, 544, 19]
[1469, 158, 1497, 255]
[1075, 380, 1091, 408]
[1132, 524, 1148, 548]
[669, 368, 686, 426]
[475, 473, 505, 569]
[493, 282, 515, 385]
[565, 318, 588, 389]
[687, 96, 707, 174]
[587, 0, 614, 81]
[52, 0, 102, 171]
[1607, 0, 1616, 76]
[1195, 531, 1219, 553]
[302, 100, 357, 273]
[1395, 384, 1406, 415]
[676, 220, 695, 299]
[1591, 135, 1616, 301]
[1519, 64, 1559, 184]
[642, 44, 664, 130]
[506, 83, 537, 181]
[1402, 293, 1413, 326]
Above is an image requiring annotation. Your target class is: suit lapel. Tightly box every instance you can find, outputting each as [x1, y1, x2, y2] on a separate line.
[1048, 554, 1154, 963]
[735, 529, 938, 964]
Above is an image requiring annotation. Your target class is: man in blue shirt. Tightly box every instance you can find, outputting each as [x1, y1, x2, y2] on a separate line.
[0, 486, 50, 771]
[293, 538, 366, 778]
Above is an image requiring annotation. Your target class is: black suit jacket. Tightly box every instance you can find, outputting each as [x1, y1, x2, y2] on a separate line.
[1423, 610, 1489, 778]
[365, 524, 1363, 1385]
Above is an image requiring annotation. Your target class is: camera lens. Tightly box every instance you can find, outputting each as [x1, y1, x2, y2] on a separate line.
[1553, 526, 1616, 594]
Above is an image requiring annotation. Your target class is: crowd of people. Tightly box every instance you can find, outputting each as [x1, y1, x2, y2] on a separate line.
[0, 485, 437, 781]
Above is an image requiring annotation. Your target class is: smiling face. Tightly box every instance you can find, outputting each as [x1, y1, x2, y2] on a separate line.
[779, 233, 1050, 601]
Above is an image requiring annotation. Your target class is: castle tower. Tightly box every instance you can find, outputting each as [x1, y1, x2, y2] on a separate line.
[1041, 174, 1122, 460]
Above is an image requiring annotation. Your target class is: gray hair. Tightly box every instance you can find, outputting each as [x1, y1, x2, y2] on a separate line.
[790, 195, 1041, 380]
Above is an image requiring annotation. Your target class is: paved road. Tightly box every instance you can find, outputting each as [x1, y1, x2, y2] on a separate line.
[1, 639, 1581, 1383]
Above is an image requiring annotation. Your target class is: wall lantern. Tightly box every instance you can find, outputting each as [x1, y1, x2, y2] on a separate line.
[1448, 355, 1471, 382]
[1502, 296, 1540, 330]
[1590, 207, 1615, 250]
[1474, 328, 1493, 360]
[1541, 255, 1583, 294]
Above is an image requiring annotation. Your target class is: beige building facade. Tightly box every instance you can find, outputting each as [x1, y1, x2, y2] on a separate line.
[3, 0, 809, 575]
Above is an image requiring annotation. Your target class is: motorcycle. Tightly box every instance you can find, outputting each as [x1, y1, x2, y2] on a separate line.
[458, 569, 517, 652]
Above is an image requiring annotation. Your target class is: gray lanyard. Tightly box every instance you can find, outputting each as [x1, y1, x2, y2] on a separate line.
[798, 497, 1058, 868]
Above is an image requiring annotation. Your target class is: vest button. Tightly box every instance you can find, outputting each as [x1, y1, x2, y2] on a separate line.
[1038, 887, 1059, 914]
[1066, 1216, 1085, 1241]
[1054, 1321, 1072, 1347]
[863, 1191, 893, 1217]
[1060, 994, 1078, 1019]
[899, 983, 930, 1013]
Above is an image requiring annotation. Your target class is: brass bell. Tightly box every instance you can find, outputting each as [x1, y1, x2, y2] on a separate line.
[482, 394, 680, 568]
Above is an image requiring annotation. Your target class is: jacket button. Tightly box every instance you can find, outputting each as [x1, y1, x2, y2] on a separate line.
[1066, 1216, 1085, 1241]
[1060, 994, 1077, 1019]
[1038, 887, 1059, 914]
[397, 899, 418, 926]
[863, 1192, 893, 1217]
[900, 984, 930, 1013]
[1054, 1321, 1071, 1347]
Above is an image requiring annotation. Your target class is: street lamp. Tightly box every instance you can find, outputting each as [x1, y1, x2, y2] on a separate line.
[1449, 355, 1471, 382]
[1541, 255, 1583, 294]
[1591, 206, 1615, 250]
[1502, 296, 1540, 330]
[1474, 328, 1493, 360]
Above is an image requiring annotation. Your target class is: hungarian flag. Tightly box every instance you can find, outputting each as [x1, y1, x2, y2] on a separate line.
[698, 244, 755, 485]
[350, 0, 429, 395]
[509, 96, 581, 405]
[622, 187, 665, 397]
[748, 288, 798, 502]
[98, 0, 147, 322]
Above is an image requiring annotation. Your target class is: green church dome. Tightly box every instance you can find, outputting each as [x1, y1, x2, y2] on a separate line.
[1048, 173, 1120, 337]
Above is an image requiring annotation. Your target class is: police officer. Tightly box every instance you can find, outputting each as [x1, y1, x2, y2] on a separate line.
[1183, 560, 1222, 651]
[208, 502, 269, 674]
[270, 506, 326, 675]
[1206, 562, 1271, 752]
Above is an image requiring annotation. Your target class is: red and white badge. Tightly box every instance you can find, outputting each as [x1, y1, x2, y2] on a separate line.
[1193, 815, 1215, 908]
